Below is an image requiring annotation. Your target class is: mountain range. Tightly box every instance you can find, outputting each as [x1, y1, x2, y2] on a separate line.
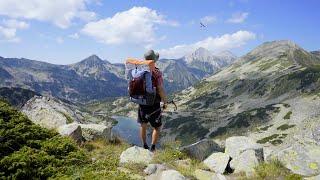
[0, 48, 236, 102]
[160, 40, 320, 176]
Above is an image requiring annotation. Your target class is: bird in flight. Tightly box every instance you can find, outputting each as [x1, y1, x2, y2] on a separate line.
[200, 22, 206, 28]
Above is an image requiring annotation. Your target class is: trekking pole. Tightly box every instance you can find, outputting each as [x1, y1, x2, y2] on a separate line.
[145, 100, 177, 119]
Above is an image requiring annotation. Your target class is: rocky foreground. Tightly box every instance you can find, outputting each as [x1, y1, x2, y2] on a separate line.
[18, 96, 312, 179]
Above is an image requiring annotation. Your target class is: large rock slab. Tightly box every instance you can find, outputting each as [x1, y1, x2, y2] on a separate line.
[194, 169, 215, 180]
[275, 143, 320, 176]
[22, 96, 69, 129]
[57, 123, 83, 143]
[120, 146, 153, 165]
[225, 136, 263, 159]
[180, 139, 223, 161]
[160, 170, 185, 180]
[230, 149, 263, 176]
[203, 152, 230, 174]
[144, 164, 168, 175]
[80, 123, 112, 141]
[194, 169, 226, 180]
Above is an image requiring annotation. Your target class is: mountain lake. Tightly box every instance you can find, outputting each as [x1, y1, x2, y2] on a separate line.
[112, 116, 153, 146]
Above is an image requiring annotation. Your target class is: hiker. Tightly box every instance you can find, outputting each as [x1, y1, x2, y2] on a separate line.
[125, 50, 168, 152]
[138, 50, 167, 152]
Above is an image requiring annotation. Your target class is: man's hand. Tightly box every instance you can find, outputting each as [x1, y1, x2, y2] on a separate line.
[163, 103, 168, 110]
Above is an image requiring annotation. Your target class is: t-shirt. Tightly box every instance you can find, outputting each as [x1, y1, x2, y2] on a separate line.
[152, 67, 163, 88]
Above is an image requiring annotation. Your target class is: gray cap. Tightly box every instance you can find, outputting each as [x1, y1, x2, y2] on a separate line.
[144, 50, 159, 62]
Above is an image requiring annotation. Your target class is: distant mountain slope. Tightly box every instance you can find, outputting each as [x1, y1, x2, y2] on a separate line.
[161, 40, 320, 176]
[164, 40, 320, 143]
[0, 55, 127, 102]
[183, 47, 237, 74]
[0, 87, 39, 108]
[157, 48, 237, 92]
[0, 48, 237, 102]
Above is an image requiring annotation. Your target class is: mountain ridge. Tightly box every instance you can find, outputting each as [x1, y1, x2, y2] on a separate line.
[0, 47, 236, 101]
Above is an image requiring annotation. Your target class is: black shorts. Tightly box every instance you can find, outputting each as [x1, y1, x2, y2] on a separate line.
[137, 103, 162, 128]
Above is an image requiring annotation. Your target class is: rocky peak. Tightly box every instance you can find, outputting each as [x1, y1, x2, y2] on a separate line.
[248, 40, 302, 56]
[78, 55, 106, 67]
[185, 47, 214, 63]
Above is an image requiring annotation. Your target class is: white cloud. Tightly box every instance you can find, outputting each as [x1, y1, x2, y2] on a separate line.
[200, 16, 217, 25]
[227, 12, 249, 24]
[158, 30, 256, 58]
[69, 33, 80, 39]
[0, 26, 19, 42]
[0, 19, 29, 42]
[0, 0, 96, 28]
[3, 19, 29, 29]
[81, 6, 178, 47]
[56, 37, 64, 44]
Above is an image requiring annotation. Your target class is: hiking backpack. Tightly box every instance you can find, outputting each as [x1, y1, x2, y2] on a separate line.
[125, 58, 157, 105]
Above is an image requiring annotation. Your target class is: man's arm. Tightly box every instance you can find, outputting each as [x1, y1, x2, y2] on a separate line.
[157, 85, 168, 109]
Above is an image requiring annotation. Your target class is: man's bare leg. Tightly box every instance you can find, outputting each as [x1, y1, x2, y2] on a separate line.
[151, 126, 161, 151]
[140, 123, 149, 149]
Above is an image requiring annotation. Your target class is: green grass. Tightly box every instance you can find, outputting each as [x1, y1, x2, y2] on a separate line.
[253, 159, 302, 180]
[277, 124, 296, 130]
[54, 139, 131, 180]
[283, 111, 293, 120]
[152, 142, 187, 164]
[152, 142, 205, 178]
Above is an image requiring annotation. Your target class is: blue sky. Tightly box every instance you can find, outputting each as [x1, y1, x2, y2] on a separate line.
[0, 0, 319, 64]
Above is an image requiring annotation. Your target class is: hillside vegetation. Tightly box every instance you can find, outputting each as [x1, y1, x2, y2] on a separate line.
[0, 99, 129, 179]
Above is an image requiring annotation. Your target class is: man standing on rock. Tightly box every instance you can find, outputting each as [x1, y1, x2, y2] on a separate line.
[138, 50, 167, 152]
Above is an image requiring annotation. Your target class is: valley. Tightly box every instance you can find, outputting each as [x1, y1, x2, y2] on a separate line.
[1, 40, 320, 179]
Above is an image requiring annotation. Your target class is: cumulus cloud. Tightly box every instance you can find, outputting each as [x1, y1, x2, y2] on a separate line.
[81, 6, 178, 47]
[227, 12, 249, 24]
[0, 19, 29, 42]
[0, 0, 96, 28]
[3, 19, 29, 29]
[56, 37, 64, 44]
[200, 16, 217, 25]
[69, 33, 80, 39]
[158, 30, 256, 58]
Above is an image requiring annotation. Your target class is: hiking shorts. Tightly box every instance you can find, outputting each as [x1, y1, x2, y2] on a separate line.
[137, 103, 162, 128]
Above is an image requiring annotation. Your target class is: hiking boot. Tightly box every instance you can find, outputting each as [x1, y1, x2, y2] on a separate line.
[143, 144, 149, 150]
[150, 144, 156, 152]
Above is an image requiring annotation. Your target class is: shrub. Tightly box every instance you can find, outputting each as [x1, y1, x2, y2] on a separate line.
[0, 100, 89, 179]
[277, 124, 296, 130]
[253, 159, 302, 180]
[283, 111, 293, 120]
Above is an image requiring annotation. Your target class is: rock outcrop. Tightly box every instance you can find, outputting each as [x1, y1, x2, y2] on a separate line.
[225, 136, 263, 159]
[120, 146, 153, 165]
[159, 170, 185, 180]
[144, 164, 168, 176]
[180, 139, 223, 161]
[203, 152, 230, 174]
[230, 149, 263, 176]
[225, 136, 264, 176]
[80, 123, 112, 141]
[57, 123, 83, 143]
